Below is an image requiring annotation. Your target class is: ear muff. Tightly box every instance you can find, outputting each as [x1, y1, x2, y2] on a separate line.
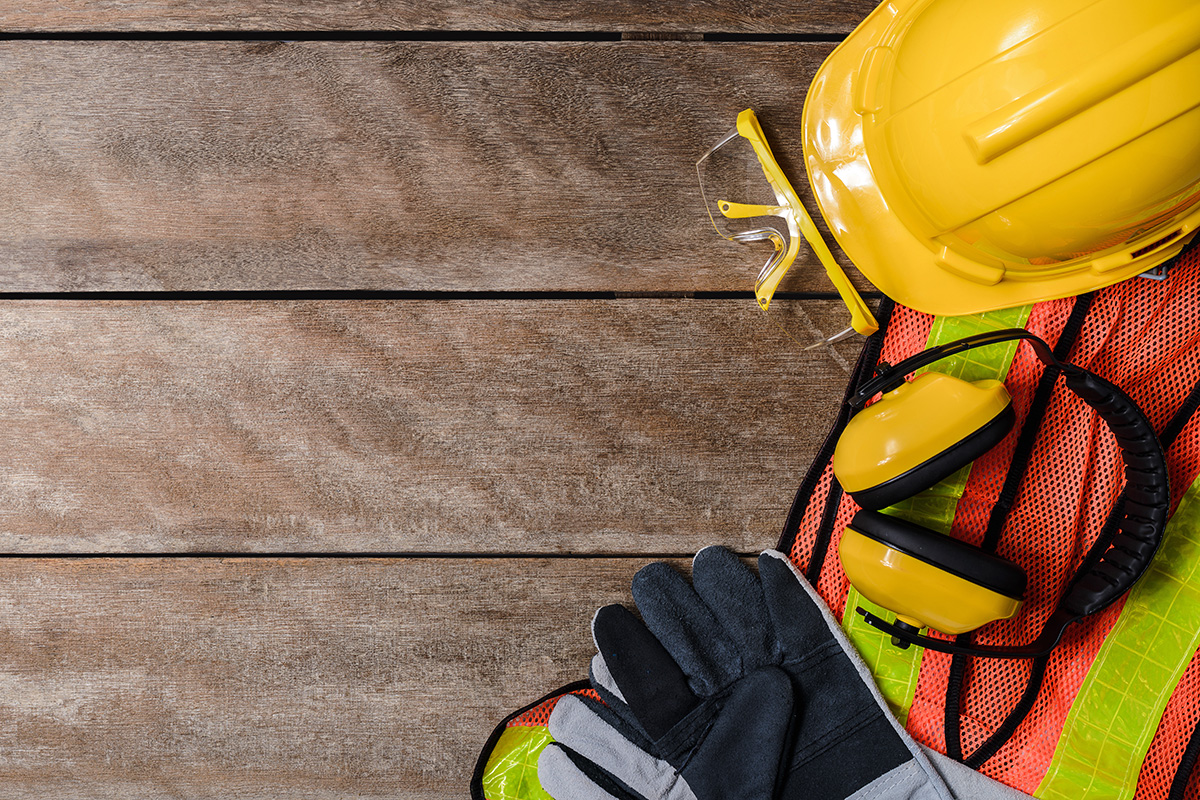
[840, 509, 1026, 637]
[832, 372, 1015, 510]
[834, 329, 1171, 658]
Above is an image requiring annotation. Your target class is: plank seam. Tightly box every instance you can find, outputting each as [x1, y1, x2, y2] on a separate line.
[0, 552, 756, 559]
[0, 31, 846, 43]
[0, 31, 625, 42]
[0, 290, 868, 301]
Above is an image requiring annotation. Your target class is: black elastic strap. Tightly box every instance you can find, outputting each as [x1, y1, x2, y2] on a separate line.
[1169, 715, 1200, 800]
[962, 655, 1051, 769]
[944, 294, 1093, 761]
[944, 666, 965, 762]
[807, 482, 844, 585]
[980, 294, 1096, 555]
[779, 298, 894, 571]
[1161, 375, 1200, 452]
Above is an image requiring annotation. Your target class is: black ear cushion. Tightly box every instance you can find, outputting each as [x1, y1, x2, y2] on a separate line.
[849, 404, 1016, 511]
[850, 509, 1028, 599]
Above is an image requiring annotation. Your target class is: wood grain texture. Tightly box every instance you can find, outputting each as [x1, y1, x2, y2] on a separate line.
[0, 40, 874, 294]
[0, 22, 877, 799]
[0, 557, 679, 799]
[0, 1, 876, 33]
[0, 299, 863, 553]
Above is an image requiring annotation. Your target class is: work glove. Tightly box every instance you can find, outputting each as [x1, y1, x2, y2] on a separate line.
[538, 547, 959, 800]
[537, 549, 795, 800]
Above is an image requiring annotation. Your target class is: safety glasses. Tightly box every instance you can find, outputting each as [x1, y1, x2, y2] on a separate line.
[697, 108, 878, 347]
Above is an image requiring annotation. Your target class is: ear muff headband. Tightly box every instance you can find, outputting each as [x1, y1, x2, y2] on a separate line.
[852, 329, 1170, 658]
[849, 329, 1056, 410]
[1057, 368, 1170, 615]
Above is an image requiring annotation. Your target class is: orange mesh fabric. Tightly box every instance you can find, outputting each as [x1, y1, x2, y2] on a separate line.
[508, 688, 600, 728]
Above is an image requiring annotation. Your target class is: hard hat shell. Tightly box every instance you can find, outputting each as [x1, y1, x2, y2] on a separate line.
[803, 0, 1200, 316]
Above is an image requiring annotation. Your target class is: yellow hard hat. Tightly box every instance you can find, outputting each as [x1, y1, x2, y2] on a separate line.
[803, 0, 1200, 316]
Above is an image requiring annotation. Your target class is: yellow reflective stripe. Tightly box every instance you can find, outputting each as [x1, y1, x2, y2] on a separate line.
[482, 725, 555, 800]
[1036, 476, 1200, 800]
[843, 306, 1032, 724]
[844, 588, 925, 723]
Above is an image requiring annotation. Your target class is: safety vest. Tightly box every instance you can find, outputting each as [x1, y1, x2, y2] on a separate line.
[781, 243, 1200, 798]
[474, 243, 1200, 800]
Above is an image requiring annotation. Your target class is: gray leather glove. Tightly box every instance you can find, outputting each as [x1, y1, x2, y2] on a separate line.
[540, 547, 966, 800]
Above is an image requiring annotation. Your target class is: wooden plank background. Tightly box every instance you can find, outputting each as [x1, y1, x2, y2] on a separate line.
[2, 2, 877, 33]
[0, 7, 875, 797]
[0, 40, 873, 293]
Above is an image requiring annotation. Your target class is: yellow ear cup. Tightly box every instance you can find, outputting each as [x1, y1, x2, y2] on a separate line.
[833, 372, 1014, 510]
[839, 510, 1025, 636]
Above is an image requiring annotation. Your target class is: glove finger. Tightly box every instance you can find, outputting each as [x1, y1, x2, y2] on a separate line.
[592, 604, 699, 741]
[588, 651, 658, 743]
[590, 653, 623, 703]
[631, 562, 741, 695]
[758, 551, 939, 800]
[687, 665, 796, 800]
[690, 546, 779, 667]
[588, 653, 647, 743]
[547, 695, 700, 800]
[538, 744, 648, 800]
[577, 691, 658, 755]
[757, 550, 838, 657]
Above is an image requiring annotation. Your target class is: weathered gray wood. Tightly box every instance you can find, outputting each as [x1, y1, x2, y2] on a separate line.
[0, 557, 682, 799]
[0, 41, 871, 294]
[0, 21, 878, 800]
[0, 299, 862, 553]
[0, 2, 877, 34]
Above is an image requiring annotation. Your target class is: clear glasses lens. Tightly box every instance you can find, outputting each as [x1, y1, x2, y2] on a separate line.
[697, 128, 858, 366]
[697, 129, 793, 273]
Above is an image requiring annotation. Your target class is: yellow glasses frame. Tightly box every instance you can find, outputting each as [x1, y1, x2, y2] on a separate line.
[699, 109, 878, 338]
